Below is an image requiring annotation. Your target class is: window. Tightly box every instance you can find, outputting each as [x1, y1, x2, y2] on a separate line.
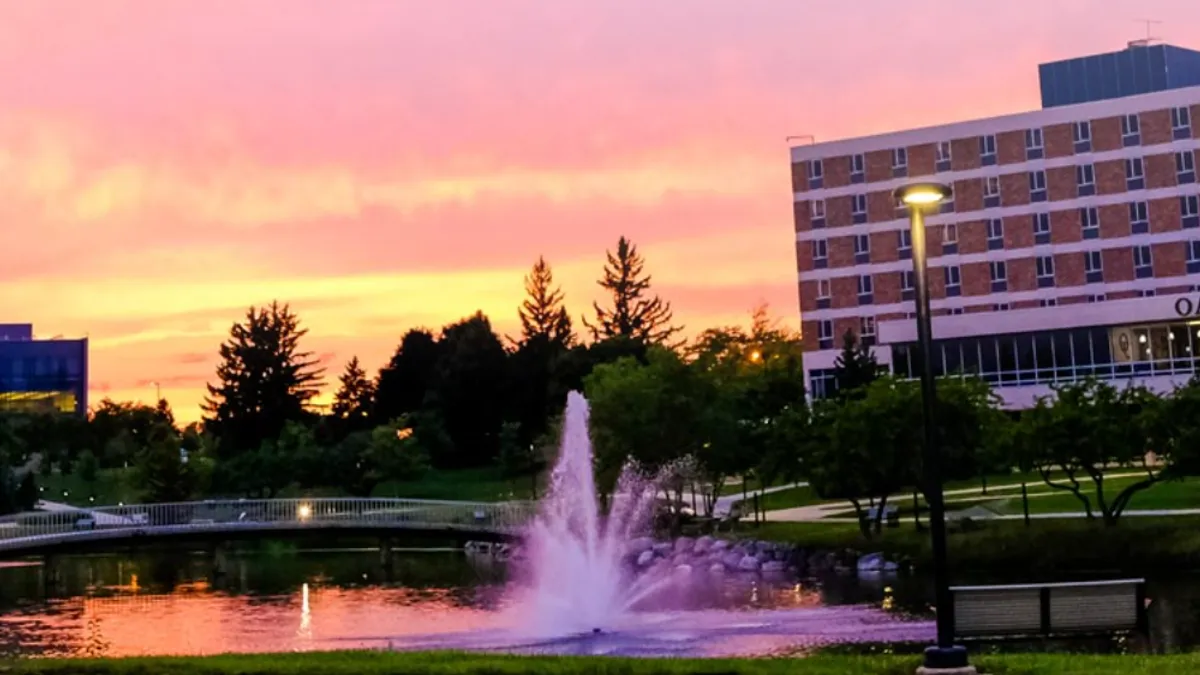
[936, 141, 952, 171]
[980, 135, 997, 165]
[983, 175, 1001, 208]
[812, 239, 828, 268]
[940, 191, 955, 214]
[1084, 250, 1103, 283]
[816, 279, 831, 309]
[1040, 298, 1058, 308]
[1130, 201, 1149, 234]
[854, 233, 870, 263]
[809, 159, 824, 188]
[810, 199, 826, 228]
[1025, 128, 1044, 159]
[987, 218, 1004, 250]
[860, 316, 877, 346]
[1122, 114, 1141, 146]
[850, 154, 865, 183]
[1088, 293, 1106, 303]
[945, 266, 962, 296]
[990, 260, 1008, 292]
[1173, 106, 1192, 140]
[1029, 170, 1047, 202]
[851, 194, 868, 224]
[943, 223, 959, 254]
[1133, 245, 1153, 278]
[818, 320, 834, 349]
[1184, 195, 1200, 229]
[1036, 255, 1055, 288]
[1080, 207, 1100, 239]
[1126, 157, 1145, 190]
[949, 307, 965, 315]
[1033, 212, 1051, 245]
[900, 270, 914, 300]
[897, 229, 912, 259]
[1076, 164, 1096, 196]
[1073, 120, 1092, 152]
[892, 147, 908, 177]
[858, 274, 874, 305]
[993, 303, 1010, 312]
[1188, 241, 1200, 274]
[1177, 151, 1196, 184]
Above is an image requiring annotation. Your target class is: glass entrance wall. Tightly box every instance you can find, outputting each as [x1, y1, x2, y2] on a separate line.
[890, 320, 1200, 386]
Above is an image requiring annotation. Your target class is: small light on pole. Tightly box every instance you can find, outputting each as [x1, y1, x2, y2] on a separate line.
[894, 181, 970, 673]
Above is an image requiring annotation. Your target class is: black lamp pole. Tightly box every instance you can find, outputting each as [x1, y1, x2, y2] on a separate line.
[897, 183, 969, 672]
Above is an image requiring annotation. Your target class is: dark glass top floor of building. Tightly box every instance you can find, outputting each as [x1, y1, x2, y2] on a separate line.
[0, 324, 88, 416]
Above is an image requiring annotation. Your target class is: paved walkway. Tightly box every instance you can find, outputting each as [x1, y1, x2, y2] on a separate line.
[678, 482, 803, 517]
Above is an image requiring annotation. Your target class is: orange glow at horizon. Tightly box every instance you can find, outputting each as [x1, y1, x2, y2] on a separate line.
[2, 1, 1199, 422]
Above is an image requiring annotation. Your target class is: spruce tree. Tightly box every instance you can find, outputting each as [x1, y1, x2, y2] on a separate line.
[518, 256, 574, 348]
[332, 356, 375, 432]
[202, 301, 323, 457]
[832, 329, 881, 398]
[584, 236, 680, 344]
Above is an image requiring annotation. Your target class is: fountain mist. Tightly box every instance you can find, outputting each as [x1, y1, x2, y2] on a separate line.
[511, 391, 677, 636]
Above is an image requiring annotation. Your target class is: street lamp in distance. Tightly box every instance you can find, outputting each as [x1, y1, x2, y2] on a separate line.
[894, 181, 972, 674]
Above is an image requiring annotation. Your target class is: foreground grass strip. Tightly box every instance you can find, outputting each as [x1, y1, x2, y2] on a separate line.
[8, 651, 1200, 675]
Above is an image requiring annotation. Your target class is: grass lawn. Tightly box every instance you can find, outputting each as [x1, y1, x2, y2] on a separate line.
[7, 651, 1200, 675]
[732, 484, 822, 512]
[38, 468, 141, 506]
[976, 477, 1200, 516]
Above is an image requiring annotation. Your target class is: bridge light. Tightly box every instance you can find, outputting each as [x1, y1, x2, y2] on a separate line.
[297, 504, 313, 521]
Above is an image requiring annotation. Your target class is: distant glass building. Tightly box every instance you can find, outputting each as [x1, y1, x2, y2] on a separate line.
[0, 325, 88, 416]
[1040, 41, 1200, 108]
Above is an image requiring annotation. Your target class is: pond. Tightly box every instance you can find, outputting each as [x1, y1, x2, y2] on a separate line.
[1, 544, 1197, 658]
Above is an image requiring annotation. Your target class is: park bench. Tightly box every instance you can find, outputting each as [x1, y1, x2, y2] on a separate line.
[861, 505, 900, 529]
[950, 579, 1147, 639]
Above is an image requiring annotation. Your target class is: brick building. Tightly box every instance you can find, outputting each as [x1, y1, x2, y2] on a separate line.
[792, 42, 1200, 407]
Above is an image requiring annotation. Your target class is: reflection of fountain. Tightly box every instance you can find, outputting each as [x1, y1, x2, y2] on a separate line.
[510, 392, 677, 636]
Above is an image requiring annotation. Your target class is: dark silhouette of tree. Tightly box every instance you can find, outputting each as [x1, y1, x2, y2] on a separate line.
[135, 423, 194, 503]
[428, 312, 509, 468]
[373, 329, 441, 423]
[332, 356, 375, 434]
[202, 302, 323, 458]
[583, 236, 680, 344]
[518, 256, 575, 348]
[832, 329, 880, 398]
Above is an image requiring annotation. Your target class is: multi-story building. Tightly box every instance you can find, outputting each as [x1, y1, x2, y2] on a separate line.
[0, 324, 88, 416]
[792, 42, 1200, 407]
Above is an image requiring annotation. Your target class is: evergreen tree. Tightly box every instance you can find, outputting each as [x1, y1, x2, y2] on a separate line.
[583, 236, 680, 344]
[332, 356, 375, 433]
[832, 329, 881, 398]
[518, 256, 574, 348]
[374, 329, 441, 423]
[202, 301, 324, 458]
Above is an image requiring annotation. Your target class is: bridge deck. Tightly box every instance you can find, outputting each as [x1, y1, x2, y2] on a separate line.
[0, 498, 533, 557]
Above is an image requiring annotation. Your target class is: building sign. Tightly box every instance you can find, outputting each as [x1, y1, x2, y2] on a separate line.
[1176, 297, 1200, 317]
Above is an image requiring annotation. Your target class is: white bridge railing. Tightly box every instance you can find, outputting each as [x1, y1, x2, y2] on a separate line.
[0, 498, 536, 552]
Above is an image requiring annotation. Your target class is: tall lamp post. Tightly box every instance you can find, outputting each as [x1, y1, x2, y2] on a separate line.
[894, 182, 971, 674]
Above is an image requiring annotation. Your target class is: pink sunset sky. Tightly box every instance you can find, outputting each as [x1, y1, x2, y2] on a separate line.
[2, 0, 1199, 421]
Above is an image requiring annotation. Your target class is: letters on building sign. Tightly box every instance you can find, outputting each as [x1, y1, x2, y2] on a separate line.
[1175, 297, 1200, 318]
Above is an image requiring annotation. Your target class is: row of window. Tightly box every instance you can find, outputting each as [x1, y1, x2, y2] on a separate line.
[810, 196, 1200, 268]
[812, 241, 1200, 315]
[0, 356, 84, 379]
[809, 319, 1200, 398]
[807, 152, 1198, 228]
[803, 106, 1194, 189]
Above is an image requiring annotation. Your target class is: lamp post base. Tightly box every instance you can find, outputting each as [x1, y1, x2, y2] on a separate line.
[917, 645, 972, 674]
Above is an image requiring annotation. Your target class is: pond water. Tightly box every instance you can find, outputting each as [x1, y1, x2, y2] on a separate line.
[0, 546, 936, 658]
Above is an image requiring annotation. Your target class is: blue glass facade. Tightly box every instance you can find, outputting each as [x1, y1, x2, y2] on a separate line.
[0, 325, 88, 416]
[1039, 43, 1200, 108]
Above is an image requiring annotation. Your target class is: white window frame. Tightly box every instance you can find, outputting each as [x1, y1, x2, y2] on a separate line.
[1073, 120, 1092, 143]
[1133, 245, 1153, 271]
[943, 223, 958, 245]
[1126, 157, 1145, 182]
[980, 134, 997, 160]
[850, 154, 865, 175]
[1122, 113, 1140, 139]
[892, 147, 908, 169]
[1184, 195, 1200, 218]
[1187, 241, 1200, 264]
[860, 316, 876, 339]
[984, 175, 1001, 199]
[1177, 151, 1196, 175]
[1084, 250, 1103, 274]
[945, 266, 962, 290]
[898, 229, 912, 252]
[1077, 164, 1096, 190]
[1034, 212, 1051, 235]
[1030, 169, 1047, 195]
[1130, 201, 1149, 228]
[813, 239, 827, 263]
[810, 199, 826, 220]
[809, 159, 823, 179]
[900, 270, 914, 292]
[816, 278, 831, 300]
[854, 233, 870, 255]
[936, 141, 952, 164]
[851, 194, 867, 216]
[1025, 128, 1044, 151]
[1081, 207, 1100, 232]
[818, 320, 833, 342]
[1036, 255, 1055, 280]
[987, 218, 1003, 243]
[857, 274, 873, 296]
[989, 260, 1007, 284]
[1173, 106, 1192, 134]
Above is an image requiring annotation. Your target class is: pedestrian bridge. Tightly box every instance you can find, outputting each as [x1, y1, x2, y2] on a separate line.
[0, 498, 535, 558]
